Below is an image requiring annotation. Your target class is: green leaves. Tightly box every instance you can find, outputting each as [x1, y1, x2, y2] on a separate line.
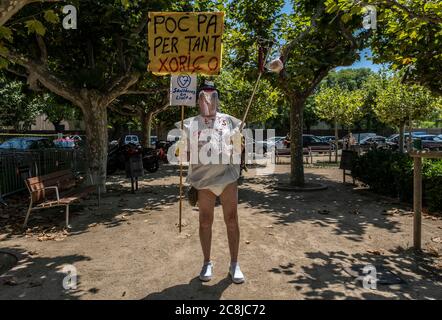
[44, 10, 60, 24]
[0, 26, 13, 42]
[0, 74, 43, 130]
[323, 0, 442, 95]
[340, 13, 352, 23]
[25, 19, 46, 36]
[215, 69, 281, 124]
[374, 76, 439, 126]
[0, 44, 9, 56]
[0, 26, 11, 68]
[314, 86, 364, 127]
[0, 43, 9, 68]
[0, 57, 9, 69]
[120, 0, 130, 9]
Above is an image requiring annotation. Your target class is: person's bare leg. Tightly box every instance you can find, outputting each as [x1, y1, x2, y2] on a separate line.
[198, 189, 216, 263]
[220, 182, 240, 263]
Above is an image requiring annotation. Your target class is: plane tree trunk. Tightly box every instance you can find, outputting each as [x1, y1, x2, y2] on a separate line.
[289, 94, 307, 187]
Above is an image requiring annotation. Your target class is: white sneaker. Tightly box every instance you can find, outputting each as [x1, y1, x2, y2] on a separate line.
[199, 262, 213, 282]
[229, 262, 245, 284]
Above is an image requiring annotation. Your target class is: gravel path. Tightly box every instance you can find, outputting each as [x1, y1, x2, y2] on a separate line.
[0, 164, 441, 300]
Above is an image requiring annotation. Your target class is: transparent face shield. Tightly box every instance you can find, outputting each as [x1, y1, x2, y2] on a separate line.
[198, 90, 220, 118]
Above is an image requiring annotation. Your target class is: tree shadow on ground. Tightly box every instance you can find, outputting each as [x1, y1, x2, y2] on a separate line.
[269, 248, 442, 300]
[238, 171, 402, 242]
[0, 166, 184, 240]
[0, 246, 91, 299]
[143, 277, 233, 300]
[107, 164, 184, 183]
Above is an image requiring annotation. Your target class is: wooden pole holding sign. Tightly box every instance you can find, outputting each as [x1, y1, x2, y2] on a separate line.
[179, 105, 185, 233]
[169, 74, 197, 234]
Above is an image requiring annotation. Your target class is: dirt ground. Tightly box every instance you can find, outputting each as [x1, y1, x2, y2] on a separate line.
[0, 163, 441, 300]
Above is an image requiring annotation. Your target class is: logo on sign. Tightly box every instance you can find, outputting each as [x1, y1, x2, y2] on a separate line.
[177, 75, 192, 88]
[170, 74, 197, 107]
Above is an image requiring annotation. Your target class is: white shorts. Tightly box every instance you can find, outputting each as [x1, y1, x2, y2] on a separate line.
[204, 182, 232, 197]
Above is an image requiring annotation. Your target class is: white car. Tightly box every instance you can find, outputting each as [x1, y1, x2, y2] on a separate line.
[124, 135, 140, 145]
[255, 136, 287, 153]
[274, 136, 287, 150]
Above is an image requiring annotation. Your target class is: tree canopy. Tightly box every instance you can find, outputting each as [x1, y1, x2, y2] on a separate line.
[215, 70, 282, 124]
[0, 72, 42, 130]
[325, 0, 442, 95]
[374, 77, 441, 127]
[314, 86, 365, 129]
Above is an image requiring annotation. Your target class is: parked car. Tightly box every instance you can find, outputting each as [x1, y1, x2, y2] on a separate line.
[410, 131, 428, 137]
[387, 132, 428, 143]
[339, 133, 376, 148]
[418, 135, 442, 151]
[419, 135, 437, 141]
[150, 136, 158, 146]
[255, 136, 286, 153]
[0, 137, 55, 151]
[53, 137, 76, 148]
[386, 134, 399, 143]
[386, 133, 441, 151]
[107, 142, 159, 175]
[303, 135, 334, 150]
[123, 135, 140, 145]
[386, 133, 412, 148]
[359, 135, 387, 151]
[279, 135, 333, 155]
[156, 140, 176, 163]
[435, 134, 442, 142]
[318, 136, 336, 143]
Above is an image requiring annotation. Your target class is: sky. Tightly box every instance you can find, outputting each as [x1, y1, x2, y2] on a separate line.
[281, 1, 383, 72]
[337, 49, 383, 72]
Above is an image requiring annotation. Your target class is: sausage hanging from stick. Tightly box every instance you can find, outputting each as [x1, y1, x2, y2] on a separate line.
[239, 48, 283, 132]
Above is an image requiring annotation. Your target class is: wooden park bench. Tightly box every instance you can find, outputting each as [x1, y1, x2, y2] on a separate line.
[275, 149, 291, 164]
[275, 148, 310, 164]
[306, 145, 334, 164]
[24, 170, 100, 228]
[276, 147, 331, 164]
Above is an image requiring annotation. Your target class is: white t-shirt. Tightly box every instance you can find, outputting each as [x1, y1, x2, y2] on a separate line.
[175, 112, 243, 190]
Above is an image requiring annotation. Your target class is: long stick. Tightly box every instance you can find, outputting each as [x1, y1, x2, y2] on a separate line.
[240, 71, 263, 132]
[240, 47, 271, 132]
[179, 105, 184, 233]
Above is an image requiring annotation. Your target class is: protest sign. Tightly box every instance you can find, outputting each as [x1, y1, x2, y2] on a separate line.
[170, 74, 197, 106]
[148, 12, 224, 75]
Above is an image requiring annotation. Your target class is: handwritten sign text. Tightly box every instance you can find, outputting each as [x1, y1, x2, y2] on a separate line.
[148, 12, 224, 75]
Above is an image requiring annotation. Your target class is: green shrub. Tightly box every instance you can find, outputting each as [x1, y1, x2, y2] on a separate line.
[423, 160, 442, 212]
[352, 149, 441, 213]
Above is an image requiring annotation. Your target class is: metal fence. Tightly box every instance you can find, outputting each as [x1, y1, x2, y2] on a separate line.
[0, 133, 60, 144]
[0, 148, 87, 198]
